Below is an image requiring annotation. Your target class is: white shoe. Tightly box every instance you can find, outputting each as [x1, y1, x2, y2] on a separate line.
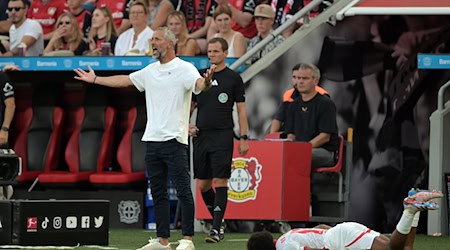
[137, 239, 172, 250]
[175, 239, 195, 250]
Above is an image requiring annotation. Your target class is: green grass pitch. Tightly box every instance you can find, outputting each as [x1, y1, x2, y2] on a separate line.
[10, 229, 450, 250]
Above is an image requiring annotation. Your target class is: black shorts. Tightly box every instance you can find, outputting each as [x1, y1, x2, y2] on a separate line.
[193, 129, 234, 179]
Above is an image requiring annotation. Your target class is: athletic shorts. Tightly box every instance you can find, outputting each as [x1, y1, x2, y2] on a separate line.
[324, 222, 381, 250]
[193, 129, 234, 179]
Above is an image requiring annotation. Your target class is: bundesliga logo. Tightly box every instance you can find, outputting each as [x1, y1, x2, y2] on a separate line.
[228, 157, 262, 203]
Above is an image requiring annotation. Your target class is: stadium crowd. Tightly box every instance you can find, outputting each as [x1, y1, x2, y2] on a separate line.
[0, 0, 332, 57]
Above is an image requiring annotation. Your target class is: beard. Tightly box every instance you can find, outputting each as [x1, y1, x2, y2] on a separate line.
[11, 16, 22, 25]
[152, 47, 167, 60]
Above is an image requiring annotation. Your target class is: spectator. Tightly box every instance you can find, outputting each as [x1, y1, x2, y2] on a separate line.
[76, 7, 117, 56]
[96, 0, 132, 35]
[82, 0, 97, 13]
[266, 0, 301, 28]
[114, 1, 153, 56]
[147, 0, 162, 27]
[44, 12, 83, 54]
[151, 0, 215, 54]
[212, 5, 246, 58]
[207, 0, 256, 40]
[285, 63, 339, 168]
[247, 4, 285, 64]
[150, 0, 214, 36]
[3, 0, 44, 56]
[27, 0, 67, 41]
[167, 11, 199, 56]
[67, 0, 92, 37]
[0, 0, 11, 36]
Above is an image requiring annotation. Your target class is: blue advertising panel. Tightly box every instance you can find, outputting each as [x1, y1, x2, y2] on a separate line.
[417, 54, 450, 69]
[0, 56, 244, 72]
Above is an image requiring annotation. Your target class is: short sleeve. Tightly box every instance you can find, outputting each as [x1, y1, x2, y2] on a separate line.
[234, 74, 245, 103]
[129, 66, 149, 92]
[284, 101, 296, 134]
[242, 0, 256, 13]
[26, 21, 43, 40]
[273, 102, 288, 122]
[184, 62, 202, 94]
[317, 99, 338, 134]
[0, 73, 13, 101]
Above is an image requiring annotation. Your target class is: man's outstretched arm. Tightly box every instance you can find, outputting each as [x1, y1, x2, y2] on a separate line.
[74, 66, 133, 88]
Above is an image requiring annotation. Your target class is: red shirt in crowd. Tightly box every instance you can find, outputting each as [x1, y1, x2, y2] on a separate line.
[229, 0, 257, 39]
[27, 0, 68, 35]
[96, 0, 132, 29]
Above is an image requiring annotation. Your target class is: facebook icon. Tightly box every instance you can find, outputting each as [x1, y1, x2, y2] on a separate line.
[81, 216, 90, 229]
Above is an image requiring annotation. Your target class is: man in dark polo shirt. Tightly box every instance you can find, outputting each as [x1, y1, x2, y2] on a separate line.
[285, 63, 338, 168]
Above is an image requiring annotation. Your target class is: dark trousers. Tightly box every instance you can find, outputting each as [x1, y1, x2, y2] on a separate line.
[145, 139, 195, 238]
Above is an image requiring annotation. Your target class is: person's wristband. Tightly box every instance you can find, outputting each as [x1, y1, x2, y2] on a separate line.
[93, 76, 97, 84]
[240, 135, 248, 140]
[1, 126, 9, 132]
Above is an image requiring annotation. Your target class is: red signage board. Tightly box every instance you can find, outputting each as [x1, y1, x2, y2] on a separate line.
[196, 140, 312, 222]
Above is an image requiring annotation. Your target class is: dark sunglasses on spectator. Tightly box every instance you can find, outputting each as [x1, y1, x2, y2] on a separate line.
[58, 21, 71, 25]
[7, 7, 25, 12]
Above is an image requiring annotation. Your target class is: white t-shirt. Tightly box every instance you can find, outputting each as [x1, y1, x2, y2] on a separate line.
[114, 26, 153, 56]
[9, 19, 44, 56]
[276, 228, 327, 250]
[129, 57, 201, 145]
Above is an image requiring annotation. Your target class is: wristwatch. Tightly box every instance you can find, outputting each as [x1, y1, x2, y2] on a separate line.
[240, 135, 249, 140]
[1, 126, 9, 132]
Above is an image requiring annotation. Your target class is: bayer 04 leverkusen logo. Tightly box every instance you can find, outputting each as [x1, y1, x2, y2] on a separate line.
[228, 157, 262, 203]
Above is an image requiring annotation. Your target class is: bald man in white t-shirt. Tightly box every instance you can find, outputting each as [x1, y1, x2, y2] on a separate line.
[74, 27, 215, 250]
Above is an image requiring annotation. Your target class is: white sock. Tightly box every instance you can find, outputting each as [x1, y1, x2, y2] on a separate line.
[411, 212, 420, 228]
[396, 210, 415, 234]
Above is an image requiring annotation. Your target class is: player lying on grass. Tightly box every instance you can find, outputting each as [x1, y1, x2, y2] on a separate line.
[247, 188, 443, 250]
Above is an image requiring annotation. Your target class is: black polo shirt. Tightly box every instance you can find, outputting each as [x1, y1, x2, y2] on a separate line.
[193, 67, 245, 130]
[285, 93, 338, 152]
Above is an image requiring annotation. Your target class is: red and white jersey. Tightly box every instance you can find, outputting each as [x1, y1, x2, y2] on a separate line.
[228, 0, 257, 39]
[324, 222, 380, 250]
[96, 0, 132, 29]
[276, 228, 327, 250]
[27, 0, 68, 35]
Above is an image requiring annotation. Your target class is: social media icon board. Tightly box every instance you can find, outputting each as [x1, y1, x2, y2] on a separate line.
[94, 216, 104, 228]
[81, 216, 90, 229]
[41, 217, 49, 229]
[53, 217, 62, 229]
[66, 216, 77, 229]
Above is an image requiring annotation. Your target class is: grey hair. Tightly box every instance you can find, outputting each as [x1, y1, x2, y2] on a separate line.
[156, 27, 177, 45]
[292, 63, 321, 79]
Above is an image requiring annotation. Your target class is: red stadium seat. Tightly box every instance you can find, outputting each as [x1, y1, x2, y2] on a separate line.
[89, 102, 146, 187]
[38, 86, 116, 186]
[13, 86, 65, 184]
[312, 135, 345, 202]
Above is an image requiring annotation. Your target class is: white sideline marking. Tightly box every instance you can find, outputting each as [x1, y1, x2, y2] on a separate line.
[0, 245, 118, 249]
[225, 239, 248, 242]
